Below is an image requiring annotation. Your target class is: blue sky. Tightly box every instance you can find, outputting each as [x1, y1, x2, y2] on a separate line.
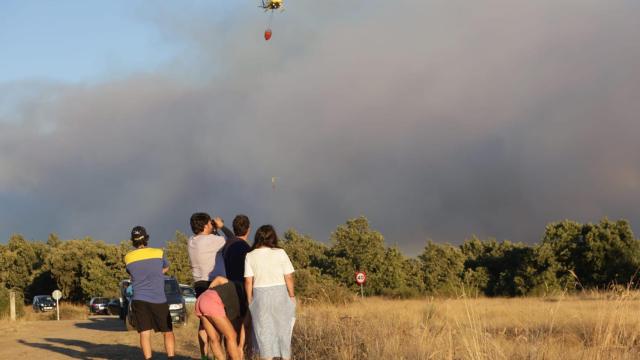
[0, 1, 188, 83]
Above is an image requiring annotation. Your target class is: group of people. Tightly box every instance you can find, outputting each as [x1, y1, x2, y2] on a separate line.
[124, 212, 296, 360]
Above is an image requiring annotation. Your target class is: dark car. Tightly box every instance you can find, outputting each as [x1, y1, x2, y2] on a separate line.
[107, 298, 122, 316]
[164, 277, 187, 324]
[32, 295, 57, 312]
[88, 297, 110, 315]
[121, 277, 187, 330]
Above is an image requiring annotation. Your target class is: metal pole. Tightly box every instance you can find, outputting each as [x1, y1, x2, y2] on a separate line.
[56, 299, 60, 321]
[9, 291, 16, 321]
[360, 284, 364, 299]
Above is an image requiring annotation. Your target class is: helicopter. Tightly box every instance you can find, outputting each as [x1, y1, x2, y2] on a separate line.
[260, 0, 284, 12]
[259, 0, 284, 40]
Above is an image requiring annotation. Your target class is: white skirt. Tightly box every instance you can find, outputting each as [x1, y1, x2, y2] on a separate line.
[249, 285, 296, 358]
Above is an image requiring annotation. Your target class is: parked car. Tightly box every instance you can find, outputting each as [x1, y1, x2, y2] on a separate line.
[88, 297, 110, 315]
[120, 276, 187, 331]
[107, 298, 122, 316]
[32, 295, 57, 312]
[180, 284, 196, 304]
[164, 277, 187, 324]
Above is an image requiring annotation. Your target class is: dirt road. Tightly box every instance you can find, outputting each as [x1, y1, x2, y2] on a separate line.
[0, 316, 200, 359]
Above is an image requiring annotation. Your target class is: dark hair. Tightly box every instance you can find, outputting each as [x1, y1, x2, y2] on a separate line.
[252, 224, 280, 250]
[190, 212, 211, 234]
[233, 214, 250, 237]
[130, 226, 149, 248]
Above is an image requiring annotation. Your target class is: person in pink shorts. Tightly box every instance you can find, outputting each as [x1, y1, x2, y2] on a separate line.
[195, 288, 227, 318]
[195, 277, 244, 360]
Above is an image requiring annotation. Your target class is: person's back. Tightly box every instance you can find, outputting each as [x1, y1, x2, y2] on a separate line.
[125, 247, 167, 303]
[188, 212, 229, 360]
[244, 225, 296, 360]
[124, 226, 175, 360]
[223, 214, 252, 283]
[223, 240, 251, 282]
[245, 247, 294, 288]
[188, 233, 227, 281]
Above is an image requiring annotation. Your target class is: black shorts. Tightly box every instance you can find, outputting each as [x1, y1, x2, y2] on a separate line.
[131, 300, 172, 333]
[194, 280, 212, 298]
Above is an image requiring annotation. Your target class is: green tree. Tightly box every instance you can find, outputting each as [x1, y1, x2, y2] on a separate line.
[46, 238, 127, 301]
[281, 229, 329, 271]
[460, 236, 562, 296]
[379, 246, 424, 298]
[165, 231, 193, 285]
[47, 233, 62, 248]
[326, 217, 387, 295]
[2, 234, 37, 292]
[542, 218, 640, 288]
[419, 241, 465, 296]
[280, 229, 353, 303]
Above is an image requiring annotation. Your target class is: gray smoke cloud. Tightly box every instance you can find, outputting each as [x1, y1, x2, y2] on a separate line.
[1, 0, 639, 254]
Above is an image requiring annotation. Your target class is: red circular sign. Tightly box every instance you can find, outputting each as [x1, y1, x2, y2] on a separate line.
[355, 271, 367, 285]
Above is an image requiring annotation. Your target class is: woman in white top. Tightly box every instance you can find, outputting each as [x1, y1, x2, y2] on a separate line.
[244, 225, 296, 360]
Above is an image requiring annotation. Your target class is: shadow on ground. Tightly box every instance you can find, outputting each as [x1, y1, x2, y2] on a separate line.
[18, 337, 192, 360]
[75, 317, 127, 332]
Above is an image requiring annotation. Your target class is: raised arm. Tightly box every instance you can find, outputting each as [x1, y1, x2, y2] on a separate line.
[213, 217, 234, 239]
[219, 225, 234, 240]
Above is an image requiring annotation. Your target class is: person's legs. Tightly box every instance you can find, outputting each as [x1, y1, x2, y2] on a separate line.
[235, 318, 245, 360]
[194, 280, 214, 359]
[201, 316, 226, 360]
[163, 331, 175, 357]
[207, 315, 241, 360]
[198, 320, 210, 359]
[139, 330, 152, 359]
[242, 313, 252, 358]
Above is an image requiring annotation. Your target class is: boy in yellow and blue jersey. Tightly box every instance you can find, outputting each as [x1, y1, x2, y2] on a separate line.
[125, 226, 175, 360]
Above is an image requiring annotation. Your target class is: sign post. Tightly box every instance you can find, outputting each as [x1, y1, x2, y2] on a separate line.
[355, 271, 367, 299]
[9, 290, 16, 321]
[52, 290, 62, 321]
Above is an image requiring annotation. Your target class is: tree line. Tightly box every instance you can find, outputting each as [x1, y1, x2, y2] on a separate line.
[2, 216, 640, 315]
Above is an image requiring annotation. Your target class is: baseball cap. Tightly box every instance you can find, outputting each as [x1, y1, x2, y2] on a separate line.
[131, 226, 149, 241]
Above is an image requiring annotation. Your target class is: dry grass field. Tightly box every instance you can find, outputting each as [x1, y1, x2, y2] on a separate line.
[290, 293, 640, 360]
[4, 294, 640, 359]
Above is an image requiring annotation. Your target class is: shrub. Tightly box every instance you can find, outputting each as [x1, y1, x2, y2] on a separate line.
[294, 268, 354, 305]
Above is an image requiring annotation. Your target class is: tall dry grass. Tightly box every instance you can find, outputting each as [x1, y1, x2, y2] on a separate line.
[17, 302, 89, 321]
[0, 302, 89, 321]
[291, 292, 640, 360]
[4, 294, 640, 359]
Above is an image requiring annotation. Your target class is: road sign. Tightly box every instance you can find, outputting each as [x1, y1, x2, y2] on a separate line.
[355, 271, 366, 298]
[52, 290, 62, 321]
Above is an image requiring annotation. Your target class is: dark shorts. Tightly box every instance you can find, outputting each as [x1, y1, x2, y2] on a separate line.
[194, 280, 212, 298]
[131, 300, 172, 333]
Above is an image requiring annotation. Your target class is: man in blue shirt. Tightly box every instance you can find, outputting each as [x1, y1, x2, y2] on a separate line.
[125, 226, 175, 360]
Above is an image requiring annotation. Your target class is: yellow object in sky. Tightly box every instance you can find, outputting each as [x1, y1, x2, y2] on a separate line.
[260, 0, 284, 11]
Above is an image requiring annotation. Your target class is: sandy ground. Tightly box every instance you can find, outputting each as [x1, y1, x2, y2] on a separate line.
[0, 315, 201, 359]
